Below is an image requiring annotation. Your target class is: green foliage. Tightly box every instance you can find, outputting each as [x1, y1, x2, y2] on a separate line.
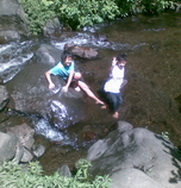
[0, 159, 111, 188]
[116, 0, 176, 16]
[20, 0, 180, 35]
[56, 0, 120, 30]
[20, 0, 119, 34]
[21, 0, 55, 35]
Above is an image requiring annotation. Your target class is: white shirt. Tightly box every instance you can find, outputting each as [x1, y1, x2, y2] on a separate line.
[104, 65, 125, 93]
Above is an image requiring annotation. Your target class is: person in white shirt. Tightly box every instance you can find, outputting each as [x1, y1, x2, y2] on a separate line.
[103, 53, 127, 118]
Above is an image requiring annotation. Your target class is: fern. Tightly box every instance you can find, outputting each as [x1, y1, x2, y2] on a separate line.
[0, 159, 111, 188]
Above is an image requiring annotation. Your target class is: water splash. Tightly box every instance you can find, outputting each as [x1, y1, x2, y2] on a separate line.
[34, 118, 64, 142]
[49, 100, 75, 130]
[50, 32, 134, 51]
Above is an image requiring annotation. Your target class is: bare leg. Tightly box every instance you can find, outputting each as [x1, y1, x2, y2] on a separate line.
[78, 80, 105, 105]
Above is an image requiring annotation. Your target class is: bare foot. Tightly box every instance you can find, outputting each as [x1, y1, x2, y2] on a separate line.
[74, 86, 81, 92]
[95, 101, 106, 108]
[113, 112, 119, 119]
[100, 105, 107, 109]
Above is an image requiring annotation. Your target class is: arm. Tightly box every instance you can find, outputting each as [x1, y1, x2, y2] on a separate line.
[109, 57, 117, 72]
[45, 70, 55, 90]
[62, 70, 74, 92]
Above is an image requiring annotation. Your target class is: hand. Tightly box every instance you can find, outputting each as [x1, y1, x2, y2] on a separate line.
[62, 85, 68, 92]
[49, 83, 55, 90]
[112, 57, 117, 66]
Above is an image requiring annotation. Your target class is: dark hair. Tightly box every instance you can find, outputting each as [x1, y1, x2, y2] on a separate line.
[61, 51, 73, 62]
[117, 53, 127, 62]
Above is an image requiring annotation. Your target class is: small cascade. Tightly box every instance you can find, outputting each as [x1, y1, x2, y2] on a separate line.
[0, 41, 33, 83]
[34, 118, 65, 142]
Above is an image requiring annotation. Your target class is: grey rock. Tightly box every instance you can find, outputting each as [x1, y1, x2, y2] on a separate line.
[32, 144, 46, 158]
[0, 85, 9, 111]
[58, 164, 72, 177]
[87, 121, 181, 188]
[0, 132, 18, 164]
[34, 44, 62, 65]
[7, 123, 35, 150]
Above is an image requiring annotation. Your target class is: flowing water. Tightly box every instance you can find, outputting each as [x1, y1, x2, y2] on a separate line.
[0, 11, 181, 174]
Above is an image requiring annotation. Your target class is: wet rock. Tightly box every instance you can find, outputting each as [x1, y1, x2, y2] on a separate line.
[6, 46, 85, 135]
[0, 30, 20, 42]
[87, 121, 181, 188]
[64, 43, 98, 59]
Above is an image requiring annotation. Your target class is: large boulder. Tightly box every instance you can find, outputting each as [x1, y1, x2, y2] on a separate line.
[0, 0, 29, 41]
[6, 45, 85, 131]
[87, 121, 181, 188]
[0, 0, 25, 18]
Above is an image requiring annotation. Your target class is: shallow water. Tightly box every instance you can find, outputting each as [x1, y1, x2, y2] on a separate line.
[1, 11, 181, 174]
[38, 12, 181, 174]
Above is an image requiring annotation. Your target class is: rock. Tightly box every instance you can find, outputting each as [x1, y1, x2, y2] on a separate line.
[111, 168, 165, 188]
[43, 17, 63, 38]
[64, 43, 98, 59]
[0, 0, 25, 19]
[0, 30, 20, 42]
[13, 142, 24, 163]
[87, 121, 181, 188]
[58, 164, 72, 177]
[32, 144, 45, 158]
[0, 132, 18, 164]
[20, 147, 33, 162]
[7, 123, 35, 150]
[0, 85, 9, 111]
[0, 0, 29, 39]
[34, 44, 62, 65]
[6, 123, 35, 163]
[6, 46, 85, 131]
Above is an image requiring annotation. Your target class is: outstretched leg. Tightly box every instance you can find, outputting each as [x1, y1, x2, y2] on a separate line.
[78, 80, 105, 105]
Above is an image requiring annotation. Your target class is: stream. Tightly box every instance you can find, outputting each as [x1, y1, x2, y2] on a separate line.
[0, 11, 181, 174]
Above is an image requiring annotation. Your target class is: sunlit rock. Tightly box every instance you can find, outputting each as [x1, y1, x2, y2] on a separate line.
[87, 121, 181, 188]
[0, 132, 18, 164]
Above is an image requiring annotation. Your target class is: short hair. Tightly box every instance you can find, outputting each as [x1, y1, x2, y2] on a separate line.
[117, 53, 127, 62]
[61, 51, 73, 62]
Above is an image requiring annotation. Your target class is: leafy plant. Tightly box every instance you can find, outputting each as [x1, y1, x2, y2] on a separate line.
[0, 159, 111, 188]
[20, 0, 180, 35]
[116, 0, 176, 15]
[161, 131, 170, 140]
[20, 0, 119, 34]
[21, 0, 55, 35]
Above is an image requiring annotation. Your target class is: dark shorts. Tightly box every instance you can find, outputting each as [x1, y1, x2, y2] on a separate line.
[105, 92, 123, 112]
